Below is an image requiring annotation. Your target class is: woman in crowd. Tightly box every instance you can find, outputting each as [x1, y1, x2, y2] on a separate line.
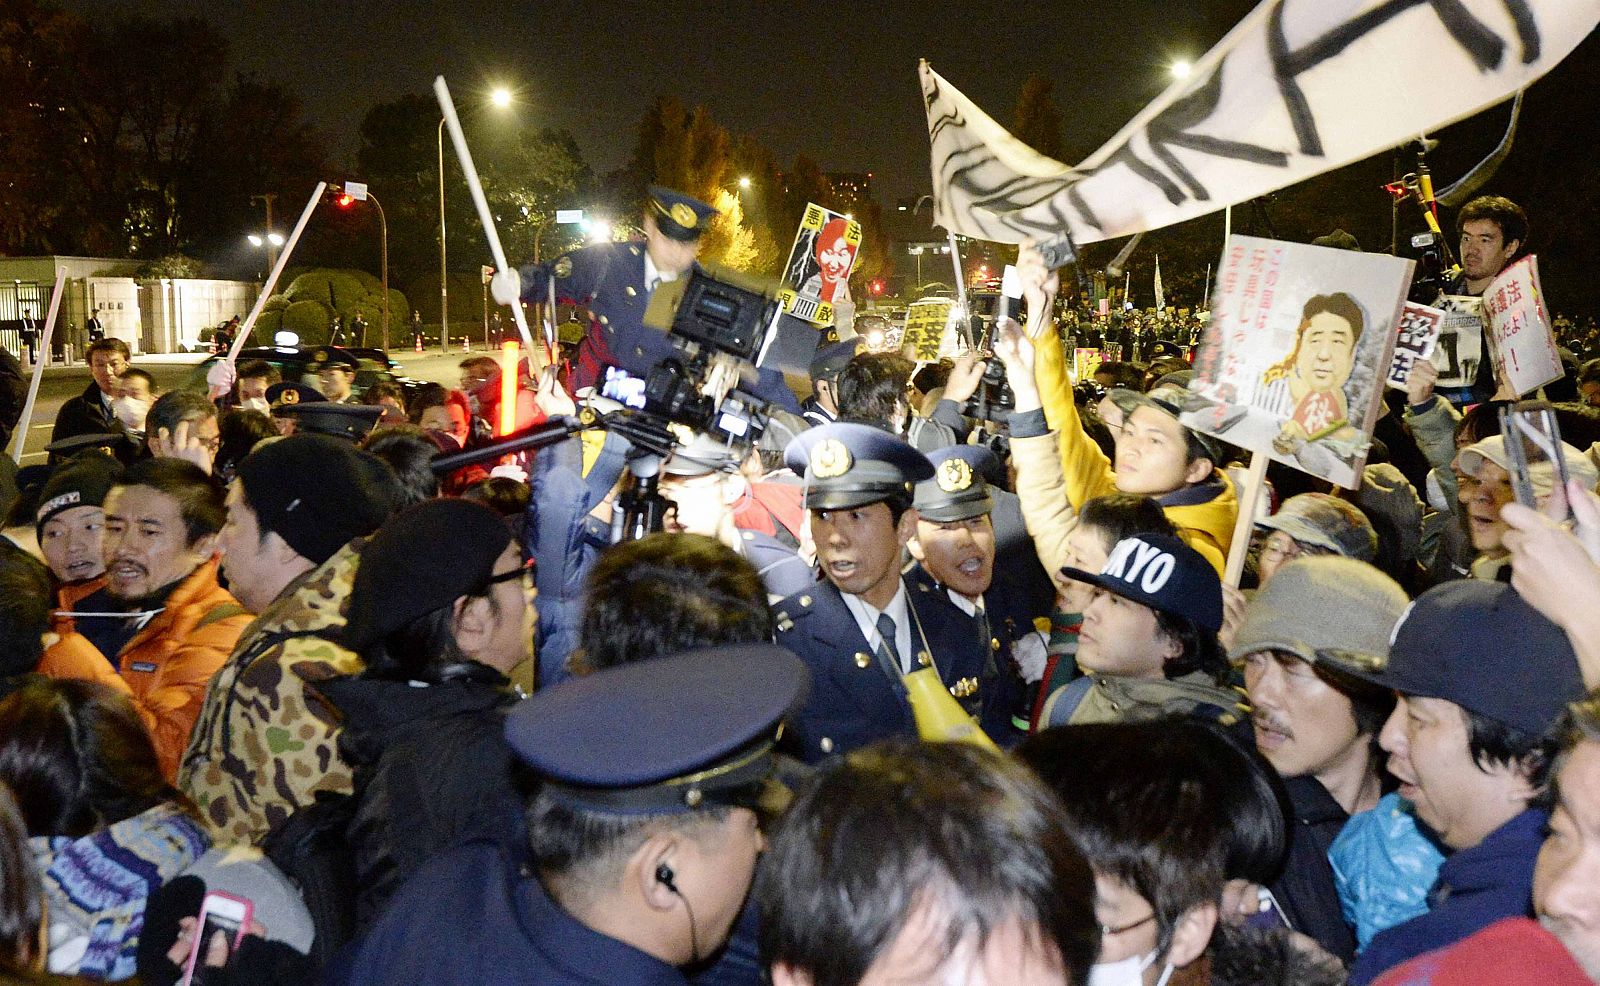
[0, 678, 209, 980]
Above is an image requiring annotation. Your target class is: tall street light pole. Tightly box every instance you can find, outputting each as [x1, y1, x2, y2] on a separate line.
[438, 86, 514, 354]
[437, 117, 449, 353]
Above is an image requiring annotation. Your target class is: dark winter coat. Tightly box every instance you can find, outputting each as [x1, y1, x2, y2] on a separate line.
[319, 666, 525, 931]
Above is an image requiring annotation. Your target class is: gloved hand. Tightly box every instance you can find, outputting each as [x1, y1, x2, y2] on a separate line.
[206, 359, 237, 400]
[490, 269, 522, 307]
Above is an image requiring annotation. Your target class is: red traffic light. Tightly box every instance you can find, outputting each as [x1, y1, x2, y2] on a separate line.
[335, 193, 354, 208]
[870, 279, 885, 297]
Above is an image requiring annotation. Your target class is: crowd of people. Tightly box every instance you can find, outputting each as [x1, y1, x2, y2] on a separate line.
[0, 186, 1597, 986]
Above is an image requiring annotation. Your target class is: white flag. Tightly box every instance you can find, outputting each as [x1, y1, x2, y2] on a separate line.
[1154, 256, 1165, 311]
[922, 0, 1597, 259]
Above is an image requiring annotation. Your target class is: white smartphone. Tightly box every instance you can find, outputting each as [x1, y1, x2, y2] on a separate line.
[178, 891, 252, 986]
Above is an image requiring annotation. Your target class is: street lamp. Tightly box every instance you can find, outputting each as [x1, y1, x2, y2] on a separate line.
[1169, 60, 1193, 80]
[439, 88, 515, 352]
[245, 233, 285, 278]
[738, 176, 751, 189]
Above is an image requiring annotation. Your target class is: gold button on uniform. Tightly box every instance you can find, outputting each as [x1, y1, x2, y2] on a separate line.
[819, 737, 834, 754]
[854, 653, 871, 669]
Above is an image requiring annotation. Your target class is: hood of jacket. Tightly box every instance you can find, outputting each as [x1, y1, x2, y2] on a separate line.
[1159, 471, 1238, 573]
[319, 670, 513, 767]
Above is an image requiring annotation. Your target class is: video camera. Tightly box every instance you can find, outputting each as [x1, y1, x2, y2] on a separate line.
[1407, 231, 1455, 304]
[960, 288, 1021, 420]
[599, 266, 779, 447]
[595, 266, 790, 541]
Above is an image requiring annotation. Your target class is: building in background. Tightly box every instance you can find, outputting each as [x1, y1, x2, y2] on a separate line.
[0, 256, 258, 359]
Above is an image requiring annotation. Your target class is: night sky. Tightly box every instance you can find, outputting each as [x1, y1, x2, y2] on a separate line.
[61, 0, 1255, 204]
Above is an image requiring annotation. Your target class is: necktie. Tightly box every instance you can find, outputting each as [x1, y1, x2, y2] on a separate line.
[875, 612, 903, 676]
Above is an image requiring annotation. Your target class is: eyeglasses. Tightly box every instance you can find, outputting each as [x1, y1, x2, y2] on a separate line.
[484, 557, 536, 593]
[1100, 911, 1157, 938]
[1257, 533, 1302, 563]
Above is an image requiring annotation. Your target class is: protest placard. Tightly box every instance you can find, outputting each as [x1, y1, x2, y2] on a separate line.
[1073, 348, 1103, 382]
[1431, 295, 1485, 389]
[1483, 255, 1563, 396]
[777, 203, 860, 326]
[901, 299, 952, 361]
[1386, 302, 1444, 390]
[1177, 236, 1412, 489]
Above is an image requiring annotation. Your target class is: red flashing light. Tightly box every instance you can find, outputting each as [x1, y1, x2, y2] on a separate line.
[335, 193, 354, 208]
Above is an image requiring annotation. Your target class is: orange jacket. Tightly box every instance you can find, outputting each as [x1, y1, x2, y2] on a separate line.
[113, 559, 251, 781]
[49, 577, 106, 639]
[37, 629, 130, 695]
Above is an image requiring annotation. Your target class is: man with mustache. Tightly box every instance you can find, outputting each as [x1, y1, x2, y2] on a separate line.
[1232, 556, 1431, 964]
[73, 458, 250, 779]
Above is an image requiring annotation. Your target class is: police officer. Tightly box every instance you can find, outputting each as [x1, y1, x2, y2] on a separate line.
[773, 422, 1009, 763]
[314, 348, 360, 403]
[801, 337, 858, 428]
[265, 381, 325, 436]
[659, 431, 812, 601]
[274, 402, 383, 443]
[908, 446, 1028, 743]
[490, 186, 717, 392]
[335, 644, 809, 986]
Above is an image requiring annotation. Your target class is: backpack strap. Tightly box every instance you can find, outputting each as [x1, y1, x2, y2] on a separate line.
[196, 602, 249, 631]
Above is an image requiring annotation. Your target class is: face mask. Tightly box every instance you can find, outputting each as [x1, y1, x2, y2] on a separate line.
[1087, 951, 1173, 986]
[241, 396, 270, 416]
[112, 396, 151, 433]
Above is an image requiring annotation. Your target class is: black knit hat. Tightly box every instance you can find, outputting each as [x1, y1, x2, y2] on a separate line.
[343, 498, 515, 653]
[233, 434, 397, 565]
[35, 456, 124, 536]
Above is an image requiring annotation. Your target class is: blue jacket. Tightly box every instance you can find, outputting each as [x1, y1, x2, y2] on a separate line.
[773, 565, 1016, 764]
[333, 840, 686, 986]
[1349, 807, 1546, 985]
[519, 241, 675, 391]
[527, 429, 626, 689]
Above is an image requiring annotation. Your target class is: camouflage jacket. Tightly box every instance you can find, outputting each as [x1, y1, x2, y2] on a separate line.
[177, 540, 365, 846]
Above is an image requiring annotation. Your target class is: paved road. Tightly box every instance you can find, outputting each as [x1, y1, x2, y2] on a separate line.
[7, 347, 484, 464]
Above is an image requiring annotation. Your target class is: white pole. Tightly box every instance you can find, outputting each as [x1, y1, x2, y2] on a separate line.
[433, 77, 538, 360]
[1224, 204, 1232, 244]
[10, 266, 68, 464]
[228, 181, 326, 364]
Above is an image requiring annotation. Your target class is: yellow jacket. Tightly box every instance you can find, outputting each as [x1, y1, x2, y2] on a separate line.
[1034, 332, 1237, 574]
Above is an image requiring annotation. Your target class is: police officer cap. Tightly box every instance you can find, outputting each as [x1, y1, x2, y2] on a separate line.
[44, 432, 125, 458]
[310, 347, 359, 373]
[266, 381, 326, 410]
[784, 422, 934, 511]
[808, 338, 859, 381]
[505, 644, 810, 815]
[663, 430, 743, 477]
[274, 402, 384, 442]
[914, 446, 995, 523]
[647, 185, 718, 242]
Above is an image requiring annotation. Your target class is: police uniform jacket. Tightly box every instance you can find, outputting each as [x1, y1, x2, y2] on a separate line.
[334, 839, 688, 986]
[518, 241, 682, 391]
[773, 565, 1006, 764]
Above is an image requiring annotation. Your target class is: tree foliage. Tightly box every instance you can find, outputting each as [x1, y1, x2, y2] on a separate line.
[0, 2, 326, 261]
